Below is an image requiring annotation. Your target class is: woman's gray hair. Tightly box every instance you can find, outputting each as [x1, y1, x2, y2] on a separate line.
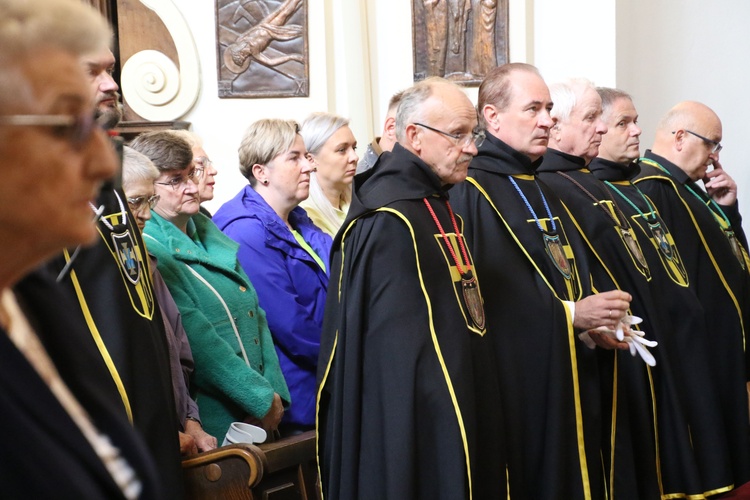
[549, 78, 597, 123]
[0, 0, 110, 61]
[129, 131, 193, 173]
[238, 118, 300, 186]
[300, 112, 350, 156]
[0, 0, 111, 112]
[122, 146, 160, 190]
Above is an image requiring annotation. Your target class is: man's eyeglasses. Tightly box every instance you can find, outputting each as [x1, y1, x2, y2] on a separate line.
[414, 122, 485, 148]
[155, 168, 198, 191]
[127, 194, 160, 212]
[678, 129, 723, 154]
[0, 112, 99, 149]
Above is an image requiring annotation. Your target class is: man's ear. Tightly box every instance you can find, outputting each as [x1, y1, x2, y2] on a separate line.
[404, 123, 421, 152]
[383, 116, 397, 141]
[482, 104, 498, 131]
[673, 129, 686, 152]
[550, 119, 562, 142]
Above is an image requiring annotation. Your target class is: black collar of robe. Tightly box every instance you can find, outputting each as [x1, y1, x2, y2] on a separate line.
[335, 143, 450, 249]
[589, 157, 641, 182]
[641, 150, 692, 185]
[538, 148, 587, 172]
[471, 132, 543, 175]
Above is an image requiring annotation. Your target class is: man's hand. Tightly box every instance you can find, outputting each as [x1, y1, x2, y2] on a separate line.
[178, 431, 198, 456]
[586, 328, 629, 350]
[574, 290, 631, 331]
[704, 160, 738, 206]
[185, 418, 218, 452]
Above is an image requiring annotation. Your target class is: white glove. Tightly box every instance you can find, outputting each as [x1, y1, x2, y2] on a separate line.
[578, 315, 658, 366]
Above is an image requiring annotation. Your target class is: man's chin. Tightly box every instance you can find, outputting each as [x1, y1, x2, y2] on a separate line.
[95, 106, 123, 130]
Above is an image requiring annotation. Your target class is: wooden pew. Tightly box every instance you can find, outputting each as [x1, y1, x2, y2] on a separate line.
[182, 430, 319, 500]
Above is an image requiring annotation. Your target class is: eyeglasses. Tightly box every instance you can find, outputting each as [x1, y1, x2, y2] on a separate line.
[127, 194, 160, 212]
[0, 112, 99, 149]
[194, 156, 213, 169]
[414, 122, 485, 148]
[155, 168, 198, 191]
[680, 129, 723, 154]
[193, 156, 213, 179]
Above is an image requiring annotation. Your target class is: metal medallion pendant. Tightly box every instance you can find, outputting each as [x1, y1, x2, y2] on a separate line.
[461, 271, 485, 330]
[648, 221, 673, 260]
[621, 228, 648, 270]
[544, 232, 572, 279]
[724, 229, 746, 270]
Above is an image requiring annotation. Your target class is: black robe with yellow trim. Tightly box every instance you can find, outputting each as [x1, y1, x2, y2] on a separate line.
[590, 156, 741, 498]
[541, 149, 726, 498]
[14, 187, 182, 499]
[316, 143, 505, 500]
[450, 135, 606, 500]
[634, 151, 750, 490]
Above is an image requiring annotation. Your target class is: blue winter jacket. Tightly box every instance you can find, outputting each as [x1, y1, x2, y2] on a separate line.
[214, 185, 332, 427]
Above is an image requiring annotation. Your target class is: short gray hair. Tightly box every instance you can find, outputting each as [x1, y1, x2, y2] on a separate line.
[300, 112, 350, 156]
[129, 131, 193, 173]
[395, 77, 456, 142]
[122, 146, 159, 190]
[238, 118, 300, 186]
[0, 0, 111, 112]
[597, 87, 633, 119]
[549, 78, 597, 123]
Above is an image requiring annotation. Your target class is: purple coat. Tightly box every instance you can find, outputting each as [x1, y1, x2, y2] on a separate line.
[213, 186, 331, 427]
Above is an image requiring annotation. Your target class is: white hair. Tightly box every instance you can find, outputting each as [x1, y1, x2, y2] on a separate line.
[549, 78, 597, 123]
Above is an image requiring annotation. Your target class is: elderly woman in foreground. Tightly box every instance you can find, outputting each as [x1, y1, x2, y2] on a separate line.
[122, 146, 217, 454]
[0, 0, 168, 496]
[131, 131, 290, 440]
[213, 119, 331, 435]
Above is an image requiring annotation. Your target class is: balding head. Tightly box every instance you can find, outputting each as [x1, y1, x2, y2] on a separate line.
[396, 78, 481, 185]
[651, 101, 722, 181]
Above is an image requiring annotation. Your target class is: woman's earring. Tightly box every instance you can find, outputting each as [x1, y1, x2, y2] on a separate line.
[262, 179, 269, 185]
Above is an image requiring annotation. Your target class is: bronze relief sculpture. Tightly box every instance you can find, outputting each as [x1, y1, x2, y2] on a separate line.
[217, 0, 309, 98]
[413, 0, 508, 85]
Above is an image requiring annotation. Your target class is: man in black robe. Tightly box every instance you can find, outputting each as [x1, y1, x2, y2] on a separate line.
[13, 31, 183, 498]
[317, 78, 505, 499]
[539, 79, 732, 498]
[589, 87, 739, 497]
[633, 101, 750, 492]
[450, 63, 631, 500]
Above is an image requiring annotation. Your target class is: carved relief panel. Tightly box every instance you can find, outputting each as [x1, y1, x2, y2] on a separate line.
[216, 0, 309, 98]
[412, 0, 509, 86]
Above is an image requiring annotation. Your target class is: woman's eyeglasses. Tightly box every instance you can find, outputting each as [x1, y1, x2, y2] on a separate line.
[155, 168, 198, 191]
[127, 194, 160, 212]
[0, 112, 99, 149]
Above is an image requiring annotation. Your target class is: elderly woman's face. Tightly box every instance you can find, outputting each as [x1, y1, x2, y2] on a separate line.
[0, 49, 117, 258]
[192, 146, 217, 203]
[124, 177, 157, 231]
[263, 134, 313, 205]
[152, 165, 200, 223]
[309, 125, 358, 190]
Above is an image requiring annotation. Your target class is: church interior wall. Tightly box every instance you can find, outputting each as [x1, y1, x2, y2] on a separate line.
[169, 0, 749, 236]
